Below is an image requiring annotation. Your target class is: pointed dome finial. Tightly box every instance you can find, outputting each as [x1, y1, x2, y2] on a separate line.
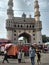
[8, 0, 13, 7]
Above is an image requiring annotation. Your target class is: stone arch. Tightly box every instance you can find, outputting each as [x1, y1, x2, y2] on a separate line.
[18, 32, 31, 43]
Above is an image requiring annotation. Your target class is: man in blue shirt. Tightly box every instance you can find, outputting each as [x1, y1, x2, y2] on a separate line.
[29, 45, 36, 65]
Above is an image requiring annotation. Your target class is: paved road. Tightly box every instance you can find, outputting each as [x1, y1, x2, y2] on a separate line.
[0, 53, 49, 65]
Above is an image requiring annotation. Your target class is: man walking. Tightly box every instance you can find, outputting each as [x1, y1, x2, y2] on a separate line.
[2, 50, 9, 63]
[29, 45, 36, 65]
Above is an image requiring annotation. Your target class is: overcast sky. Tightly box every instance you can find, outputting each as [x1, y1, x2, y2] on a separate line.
[0, 0, 49, 39]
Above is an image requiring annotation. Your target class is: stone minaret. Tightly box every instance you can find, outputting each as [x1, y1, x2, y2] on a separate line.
[34, 0, 40, 22]
[7, 0, 14, 19]
[6, 0, 14, 41]
[34, 0, 42, 44]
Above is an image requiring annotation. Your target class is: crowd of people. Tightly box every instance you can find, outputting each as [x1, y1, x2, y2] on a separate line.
[2, 44, 41, 65]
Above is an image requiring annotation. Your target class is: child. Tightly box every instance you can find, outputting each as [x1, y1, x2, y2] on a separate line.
[18, 50, 22, 63]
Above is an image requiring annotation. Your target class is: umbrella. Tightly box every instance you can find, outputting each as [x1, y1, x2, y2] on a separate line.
[5, 43, 13, 50]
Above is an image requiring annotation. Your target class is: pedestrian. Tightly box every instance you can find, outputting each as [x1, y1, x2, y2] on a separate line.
[17, 49, 22, 63]
[29, 45, 36, 65]
[36, 47, 41, 65]
[2, 50, 9, 63]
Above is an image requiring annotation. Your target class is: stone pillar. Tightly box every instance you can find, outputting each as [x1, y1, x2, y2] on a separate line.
[31, 35, 33, 44]
[36, 31, 42, 45]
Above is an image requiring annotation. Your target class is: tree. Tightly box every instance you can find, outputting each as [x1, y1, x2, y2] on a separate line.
[42, 35, 47, 43]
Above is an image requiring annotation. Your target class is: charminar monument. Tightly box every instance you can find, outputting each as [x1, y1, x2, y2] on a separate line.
[6, 0, 42, 45]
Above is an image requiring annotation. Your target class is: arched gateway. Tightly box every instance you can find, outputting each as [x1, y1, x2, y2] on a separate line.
[18, 32, 31, 43]
[6, 0, 42, 45]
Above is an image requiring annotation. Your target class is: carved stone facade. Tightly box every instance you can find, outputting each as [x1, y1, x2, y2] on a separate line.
[6, 0, 42, 44]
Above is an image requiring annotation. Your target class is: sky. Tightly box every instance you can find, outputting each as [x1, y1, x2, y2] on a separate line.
[0, 0, 49, 39]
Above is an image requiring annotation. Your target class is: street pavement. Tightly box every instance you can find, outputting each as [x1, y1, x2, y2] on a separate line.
[0, 53, 49, 65]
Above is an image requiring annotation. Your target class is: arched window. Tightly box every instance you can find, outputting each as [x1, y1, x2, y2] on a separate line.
[14, 25, 16, 27]
[27, 25, 28, 28]
[18, 25, 19, 27]
[14, 30, 16, 32]
[14, 34, 16, 36]
[32, 25, 34, 28]
[21, 25, 22, 27]
[30, 25, 31, 28]
[33, 34, 35, 36]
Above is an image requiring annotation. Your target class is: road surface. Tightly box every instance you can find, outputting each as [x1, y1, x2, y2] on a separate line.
[0, 53, 49, 65]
